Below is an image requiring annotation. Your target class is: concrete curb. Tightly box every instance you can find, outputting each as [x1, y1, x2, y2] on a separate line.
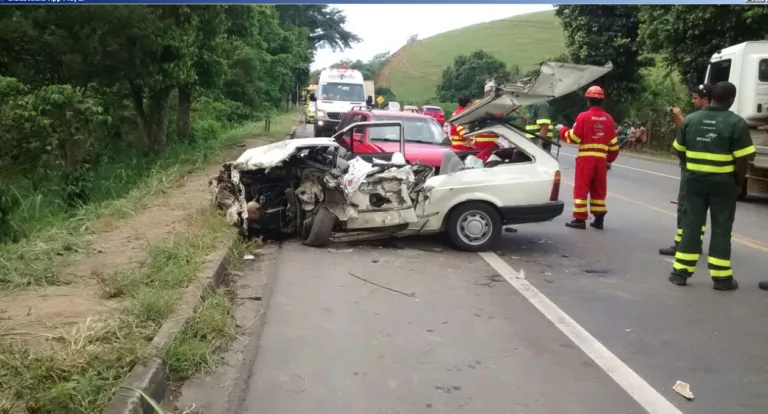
[285, 125, 297, 141]
[102, 242, 237, 414]
[223, 244, 282, 414]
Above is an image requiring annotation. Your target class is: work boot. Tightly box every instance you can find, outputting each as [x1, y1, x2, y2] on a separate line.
[589, 215, 604, 230]
[565, 219, 586, 229]
[712, 278, 739, 291]
[668, 273, 688, 286]
[759, 281, 768, 291]
[659, 245, 676, 256]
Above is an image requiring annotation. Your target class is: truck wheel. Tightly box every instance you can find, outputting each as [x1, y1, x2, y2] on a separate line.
[446, 202, 502, 252]
[738, 178, 748, 201]
[303, 205, 337, 247]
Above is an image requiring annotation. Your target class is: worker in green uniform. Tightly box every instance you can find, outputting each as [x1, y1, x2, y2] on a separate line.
[659, 83, 713, 257]
[669, 81, 755, 290]
[525, 101, 555, 153]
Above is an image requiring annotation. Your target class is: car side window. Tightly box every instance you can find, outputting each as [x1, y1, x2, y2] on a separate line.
[338, 112, 356, 131]
[353, 114, 368, 141]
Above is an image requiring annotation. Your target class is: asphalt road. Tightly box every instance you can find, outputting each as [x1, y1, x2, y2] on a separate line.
[241, 131, 768, 414]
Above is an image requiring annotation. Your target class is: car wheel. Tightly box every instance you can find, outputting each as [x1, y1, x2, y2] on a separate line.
[446, 202, 502, 252]
[303, 205, 337, 247]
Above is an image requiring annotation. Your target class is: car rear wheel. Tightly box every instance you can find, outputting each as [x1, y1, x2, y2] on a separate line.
[446, 202, 502, 252]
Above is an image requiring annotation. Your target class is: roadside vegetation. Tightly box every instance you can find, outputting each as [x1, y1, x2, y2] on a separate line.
[0, 4, 359, 413]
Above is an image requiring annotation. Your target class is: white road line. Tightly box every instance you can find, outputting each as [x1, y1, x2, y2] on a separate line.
[559, 152, 680, 180]
[478, 251, 683, 414]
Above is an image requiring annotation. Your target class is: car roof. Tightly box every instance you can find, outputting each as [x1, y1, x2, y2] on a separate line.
[370, 109, 433, 119]
[421, 105, 442, 110]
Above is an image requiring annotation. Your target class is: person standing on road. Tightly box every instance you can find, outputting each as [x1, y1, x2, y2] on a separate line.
[447, 94, 474, 151]
[668, 81, 755, 290]
[556, 86, 620, 230]
[659, 83, 713, 257]
[525, 101, 555, 153]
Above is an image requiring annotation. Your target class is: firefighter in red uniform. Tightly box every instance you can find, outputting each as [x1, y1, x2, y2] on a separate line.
[557, 86, 620, 230]
[447, 94, 474, 151]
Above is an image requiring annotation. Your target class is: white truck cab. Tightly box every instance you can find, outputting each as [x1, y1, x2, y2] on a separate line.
[311, 68, 366, 137]
[705, 41, 768, 199]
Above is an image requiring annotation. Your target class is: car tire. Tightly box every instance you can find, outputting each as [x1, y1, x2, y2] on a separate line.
[446, 202, 502, 252]
[313, 125, 323, 137]
[303, 205, 337, 247]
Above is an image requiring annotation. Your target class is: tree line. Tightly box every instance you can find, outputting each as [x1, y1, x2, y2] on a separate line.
[0, 5, 360, 242]
[430, 6, 768, 145]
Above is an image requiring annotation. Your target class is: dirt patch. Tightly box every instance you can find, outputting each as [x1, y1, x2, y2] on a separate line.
[0, 138, 269, 345]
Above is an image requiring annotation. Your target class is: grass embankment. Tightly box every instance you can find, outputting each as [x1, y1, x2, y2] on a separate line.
[377, 10, 564, 103]
[1, 111, 296, 290]
[0, 110, 297, 413]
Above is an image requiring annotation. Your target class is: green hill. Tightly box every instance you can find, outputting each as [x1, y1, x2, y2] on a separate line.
[375, 10, 565, 102]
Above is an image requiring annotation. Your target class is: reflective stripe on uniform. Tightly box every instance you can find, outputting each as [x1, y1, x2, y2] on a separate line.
[733, 145, 756, 158]
[525, 124, 554, 139]
[565, 130, 581, 144]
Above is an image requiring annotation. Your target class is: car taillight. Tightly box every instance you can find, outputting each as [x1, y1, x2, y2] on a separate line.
[550, 171, 561, 201]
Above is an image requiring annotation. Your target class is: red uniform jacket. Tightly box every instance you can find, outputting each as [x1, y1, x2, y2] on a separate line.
[448, 106, 473, 151]
[559, 106, 619, 163]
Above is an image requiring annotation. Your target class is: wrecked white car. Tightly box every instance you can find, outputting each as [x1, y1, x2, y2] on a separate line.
[212, 61, 613, 251]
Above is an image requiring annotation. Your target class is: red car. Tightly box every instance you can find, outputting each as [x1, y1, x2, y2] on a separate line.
[334, 108, 452, 168]
[420, 105, 445, 125]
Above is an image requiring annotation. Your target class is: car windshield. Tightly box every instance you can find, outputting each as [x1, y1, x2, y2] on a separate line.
[423, 107, 443, 114]
[319, 82, 365, 102]
[369, 115, 445, 144]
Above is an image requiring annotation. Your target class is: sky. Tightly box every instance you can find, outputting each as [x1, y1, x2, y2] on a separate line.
[311, 4, 554, 70]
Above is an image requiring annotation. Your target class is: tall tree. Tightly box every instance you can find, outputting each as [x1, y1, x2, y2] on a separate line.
[275, 5, 361, 52]
[639, 5, 768, 83]
[556, 5, 651, 118]
[435, 50, 515, 102]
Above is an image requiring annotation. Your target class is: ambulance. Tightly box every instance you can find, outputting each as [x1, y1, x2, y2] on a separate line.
[310, 68, 367, 137]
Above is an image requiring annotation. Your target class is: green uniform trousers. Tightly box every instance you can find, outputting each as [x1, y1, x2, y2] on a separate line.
[673, 168, 706, 246]
[672, 173, 737, 281]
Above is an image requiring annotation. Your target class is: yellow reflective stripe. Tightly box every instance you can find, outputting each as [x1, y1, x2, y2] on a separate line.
[686, 150, 733, 161]
[590, 206, 607, 212]
[580, 143, 608, 150]
[674, 235, 682, 243]
[577, 151, 607, 158]
[475, 137, 498, 142]
[574, 199, 588, 204]
[525, 125, 539, 130]
[673, 262, 696, 273]
[590, 199, 605, 205]
[733, 145, 756, 158]
[710, 269, 733, 278]
[573, 207, 588, 213]
[686, 163, 735, 173]
[672, 140, 686, 151]
[609, 138, 618, 145]
[675, 252, 699, 261]
[676, 229, 683, 234]
[536, 118, 552, 125]
[608, 145, 620, 151]
[707, 256, 731, 267]
[567, 130, 581, 143]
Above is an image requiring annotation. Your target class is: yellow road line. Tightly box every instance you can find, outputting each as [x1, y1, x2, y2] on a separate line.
[562, 178, 768, 253]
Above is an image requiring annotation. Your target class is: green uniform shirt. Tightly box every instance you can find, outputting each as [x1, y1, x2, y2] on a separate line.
[672, 106, 756, 176]
[525, 102, 554, 140]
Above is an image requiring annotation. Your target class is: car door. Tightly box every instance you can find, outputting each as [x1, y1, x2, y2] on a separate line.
[337, 113, 361, 150]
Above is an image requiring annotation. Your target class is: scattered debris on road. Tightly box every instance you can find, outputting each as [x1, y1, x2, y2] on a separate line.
[348, 271, 415, 297]
[673, 380, 694, 400]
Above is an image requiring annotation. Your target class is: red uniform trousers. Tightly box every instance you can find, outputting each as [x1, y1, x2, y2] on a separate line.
[572, 156, 608, 220]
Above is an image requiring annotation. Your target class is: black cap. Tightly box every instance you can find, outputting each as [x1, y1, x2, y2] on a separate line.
[691, 83, 713, 100]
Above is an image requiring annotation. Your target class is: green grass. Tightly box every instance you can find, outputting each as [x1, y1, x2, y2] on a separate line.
[0, 207, 235, 413]
[165, 288, 237, 382]
[377, 10, 565, 102]
[0, 110, 299, 291]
